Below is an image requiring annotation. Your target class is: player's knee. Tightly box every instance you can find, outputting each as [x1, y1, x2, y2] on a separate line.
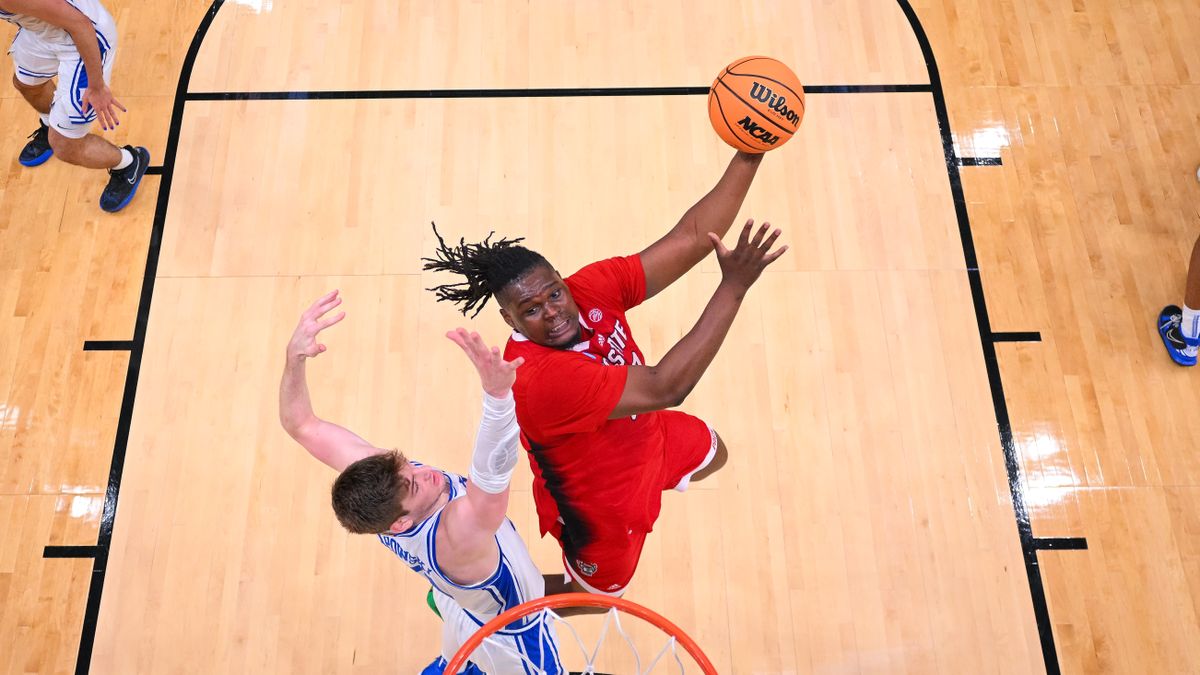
[711, 432, 729, 469]
[691, 432, 728, 483]
[47, 129, 79, 161]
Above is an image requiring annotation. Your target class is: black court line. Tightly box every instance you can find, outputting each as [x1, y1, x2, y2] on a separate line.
[993, 332, 1042, 343]
[146, 166, 163, 175]
[896, 1, 1065, 673]
[1033, 537, 1089, 551]
[82, 340, 134, 351]
[72, 1, 227, 673]
[185, 83, 931, 101]
[44, 545, 101, 559]
[959, 156, 1002, 167]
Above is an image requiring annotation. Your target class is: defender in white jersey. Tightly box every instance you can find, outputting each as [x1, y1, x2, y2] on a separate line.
[2, 0, 149, 212]
[280, 290, 563, 675]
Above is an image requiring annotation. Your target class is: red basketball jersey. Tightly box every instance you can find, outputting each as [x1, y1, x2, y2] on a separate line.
[504, 256, 673, 550]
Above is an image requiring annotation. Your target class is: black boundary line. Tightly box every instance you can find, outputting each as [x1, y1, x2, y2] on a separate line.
[72, 1, 226, 673]
[82, 340, 133, 351]
[1033, 538, 1089, 551]
[44, 545, 101, 559]
[184, 83, 931, 101]
[959, 156, 1002, 167]
[895, 1, 1063, 673]
[146, 166, 163, 175]
[993, 331, 1043, 343]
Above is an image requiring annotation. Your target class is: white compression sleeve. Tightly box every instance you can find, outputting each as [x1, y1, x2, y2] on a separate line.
[468, 391, 521, 494]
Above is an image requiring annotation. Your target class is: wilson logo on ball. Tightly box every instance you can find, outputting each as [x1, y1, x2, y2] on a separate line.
[749, 82, 802, 126]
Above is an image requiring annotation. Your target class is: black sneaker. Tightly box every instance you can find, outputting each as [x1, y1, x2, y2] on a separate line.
[19, 122, 53, 167]
[100, 145, 150, 213]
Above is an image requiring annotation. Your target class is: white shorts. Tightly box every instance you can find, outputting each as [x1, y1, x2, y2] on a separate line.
[8, 21, 117, 139]
[432, 588, 564, 674]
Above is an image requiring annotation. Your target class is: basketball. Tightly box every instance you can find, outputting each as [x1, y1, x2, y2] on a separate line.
[708, 56, 805, 153]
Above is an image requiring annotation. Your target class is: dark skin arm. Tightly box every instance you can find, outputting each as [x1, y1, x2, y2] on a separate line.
[610, 220, 786, 419]
[637, 151, 764, 301]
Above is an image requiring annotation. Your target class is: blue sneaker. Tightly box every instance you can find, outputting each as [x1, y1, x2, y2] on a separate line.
[420, 656, 485, 674]
[100, 145, 150, 213]
[1158, 305, 1198, 366]
[19, 123, 53, 167]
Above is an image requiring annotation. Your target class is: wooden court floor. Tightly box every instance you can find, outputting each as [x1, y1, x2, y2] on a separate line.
[1, 1, 1198, 673]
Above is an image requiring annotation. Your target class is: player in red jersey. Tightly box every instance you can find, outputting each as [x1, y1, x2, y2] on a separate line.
[423, 151, 786, 595]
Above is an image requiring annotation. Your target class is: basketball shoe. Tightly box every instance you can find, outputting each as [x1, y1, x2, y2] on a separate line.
[1158, 305, 1198, 366]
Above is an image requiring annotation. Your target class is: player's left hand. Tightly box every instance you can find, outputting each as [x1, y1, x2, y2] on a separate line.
[81, 85, 127, 131]
[446, 328, 524, 398]
[288, 290, 345, 360]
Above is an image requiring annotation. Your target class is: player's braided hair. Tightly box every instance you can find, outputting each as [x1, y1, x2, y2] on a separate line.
[422, 223, 550, 317]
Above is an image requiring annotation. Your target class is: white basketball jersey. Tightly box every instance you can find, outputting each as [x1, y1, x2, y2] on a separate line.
[378, 469, 547, 624]
[0, 0, 113, 46]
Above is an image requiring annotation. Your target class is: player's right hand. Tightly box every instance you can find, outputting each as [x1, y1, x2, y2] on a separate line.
[708, 219, 788, 290]
[288, 290, 345, 360]
[80, 84, 127, 131]
[446, 328, 524, 398]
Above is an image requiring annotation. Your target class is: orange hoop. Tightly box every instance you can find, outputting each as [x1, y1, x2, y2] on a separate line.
[444, 592, 716, 674]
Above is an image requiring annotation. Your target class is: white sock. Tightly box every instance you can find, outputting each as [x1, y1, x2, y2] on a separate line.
[114, 147, 133, 171]
[39, 113, 50, 126]
[1182, 305, 1200, 359]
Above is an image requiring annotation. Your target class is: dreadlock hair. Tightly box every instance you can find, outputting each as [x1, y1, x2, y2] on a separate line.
[422, 222, 550, 318]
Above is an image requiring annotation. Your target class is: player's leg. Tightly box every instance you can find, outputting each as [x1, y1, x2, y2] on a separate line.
[13, 74, 54, 113]
[688, 432, 728, 484]
[561, 529, 645, 599]
[10, 30, 59, 166]
[46, 29, 151, 211]
[541, 573, 608, 616]
[1158, 233, 1200, 366]
[47, 128, 121, 168]
[658, 413, 724, 489]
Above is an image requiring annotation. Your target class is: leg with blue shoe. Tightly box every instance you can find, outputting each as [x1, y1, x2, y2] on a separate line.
[12, 75, 55, 167]
[7, 0, 148, 212]
[1158, 233, 1200, 366]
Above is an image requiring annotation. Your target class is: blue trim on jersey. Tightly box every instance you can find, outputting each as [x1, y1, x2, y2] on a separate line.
[17, 67, 57, 79]
[376, 469, 562, 674]
[67, 32, 112, 119]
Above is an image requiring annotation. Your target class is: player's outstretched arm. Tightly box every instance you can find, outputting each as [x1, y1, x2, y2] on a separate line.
[611, 220, 787, 419]
[637, 151, 763, 301]
[437, 330, 524, 581]
[443, 329, 524, 535]
[279, 291, 379, 472]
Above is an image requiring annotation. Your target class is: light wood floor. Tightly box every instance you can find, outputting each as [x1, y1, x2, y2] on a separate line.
[1, 1, 1198, 673]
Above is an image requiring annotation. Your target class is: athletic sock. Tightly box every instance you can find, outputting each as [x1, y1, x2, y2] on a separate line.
[1182, 305, 1200, 357]
[38, 113, 49, 126]
[114, 147, 134, 171]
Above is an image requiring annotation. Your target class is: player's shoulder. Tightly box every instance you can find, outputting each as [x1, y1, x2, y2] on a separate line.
[567, 255, 640, 286]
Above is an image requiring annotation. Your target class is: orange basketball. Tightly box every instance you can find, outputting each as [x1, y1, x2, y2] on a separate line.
[708, 56, 805, 153]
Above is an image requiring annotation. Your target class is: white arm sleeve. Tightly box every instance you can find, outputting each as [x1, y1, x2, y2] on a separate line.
[468, 391, 521, 494]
